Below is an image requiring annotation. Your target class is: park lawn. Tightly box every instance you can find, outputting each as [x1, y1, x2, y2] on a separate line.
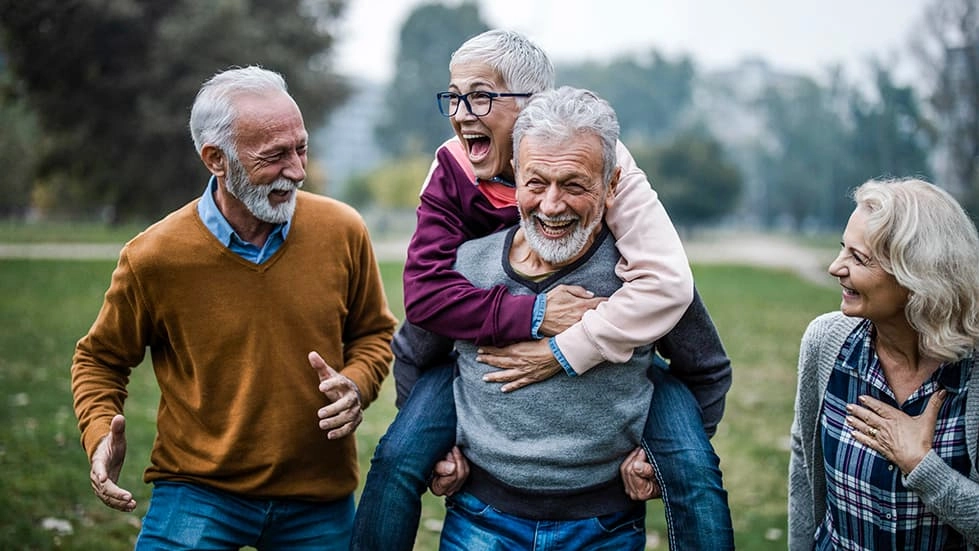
[0, 257, 838, 550]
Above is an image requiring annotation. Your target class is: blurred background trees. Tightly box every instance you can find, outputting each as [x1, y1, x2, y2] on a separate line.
[0, 0, 975, 233]
[0, 0, 349, 223]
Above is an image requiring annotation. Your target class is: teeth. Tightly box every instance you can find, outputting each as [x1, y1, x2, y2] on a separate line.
[463, 134, 486, 140]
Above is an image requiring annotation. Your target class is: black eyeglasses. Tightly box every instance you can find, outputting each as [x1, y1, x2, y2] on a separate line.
[436, 91, 533, 117]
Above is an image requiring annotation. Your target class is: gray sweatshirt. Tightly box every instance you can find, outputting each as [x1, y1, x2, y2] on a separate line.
[453, 226, 652, 519]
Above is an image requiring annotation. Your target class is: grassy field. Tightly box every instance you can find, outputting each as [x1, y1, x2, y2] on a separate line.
[0, 253, 840, 550]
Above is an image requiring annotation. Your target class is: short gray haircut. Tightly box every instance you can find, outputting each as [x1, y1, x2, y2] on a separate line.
[449, 29, 554, 106]
[511, 86, 620, 186]
[189, 66, 289, 157]
[856, 177, 979, 361]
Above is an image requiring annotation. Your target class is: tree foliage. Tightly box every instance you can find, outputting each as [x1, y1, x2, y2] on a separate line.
[0, 0, 349, 223]
[374, 2, 487, 157]
[631, 132, 742, 231]
[846, 64, 933, 184]
[0, 57, 40, 217]
[911, 0, 979, 215]
[558, 52, 695, 144]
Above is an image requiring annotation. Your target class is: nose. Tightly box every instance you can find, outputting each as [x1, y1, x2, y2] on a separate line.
[453, 99, 477, 123]
[538, 185, 566, 216]
[283, 149, 306, 183]
[828, 250, 846, 277]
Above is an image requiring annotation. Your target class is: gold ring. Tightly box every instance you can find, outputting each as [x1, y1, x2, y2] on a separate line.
[869, 427, 879, 438]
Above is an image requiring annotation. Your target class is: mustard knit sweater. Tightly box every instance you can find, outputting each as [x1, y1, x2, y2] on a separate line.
[72, 191, 396, 501]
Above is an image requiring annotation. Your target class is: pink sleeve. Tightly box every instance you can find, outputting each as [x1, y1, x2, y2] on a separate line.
[552, 141, 693, 374]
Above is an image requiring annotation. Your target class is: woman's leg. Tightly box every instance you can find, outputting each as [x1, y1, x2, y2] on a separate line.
[642, 365, 734, 550]
[350, 359, 457, 551]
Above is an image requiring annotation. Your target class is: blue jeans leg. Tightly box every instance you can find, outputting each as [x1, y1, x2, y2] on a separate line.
[440, 492, 646, 551]
[136, 481, 353, 551]
[350, 361, 456, 551]
[644, 365, 734, 550]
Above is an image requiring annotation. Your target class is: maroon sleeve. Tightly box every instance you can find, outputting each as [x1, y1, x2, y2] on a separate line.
[403, 145, 536, 346]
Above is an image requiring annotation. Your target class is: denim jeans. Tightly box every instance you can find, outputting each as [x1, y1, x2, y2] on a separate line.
[136, 481, 354, 550]
[644, 363, 734, 549]
[352, 356, 733, 550]
[440, 491, 646, 551]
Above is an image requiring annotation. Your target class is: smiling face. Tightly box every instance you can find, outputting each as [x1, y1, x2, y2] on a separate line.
[828, 206, 910, 325]
[447, 63, 523, 182]
[515, 133, 617, 268]
[223, 90, 308, 224]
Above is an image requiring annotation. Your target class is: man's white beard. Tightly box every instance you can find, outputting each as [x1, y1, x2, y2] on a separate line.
[225, 156, 303, 224]
[520, 209, 603, 266]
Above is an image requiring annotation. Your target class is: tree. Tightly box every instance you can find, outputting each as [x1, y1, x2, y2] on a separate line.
[845, 64, 933, 194]
[631, 131, 742, 231]
[558, 52, 695, 145]
[0, 54, 40, 217]
[754, 74, 853, 230]
[0, 0, 349, 223]
[374, 2, 487, 157]
[911, 0, 979, 215]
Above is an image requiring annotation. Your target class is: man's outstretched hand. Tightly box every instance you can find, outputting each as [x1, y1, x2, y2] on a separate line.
[90, 414, 136, 512]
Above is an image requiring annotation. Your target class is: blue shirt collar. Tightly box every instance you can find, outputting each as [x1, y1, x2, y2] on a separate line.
[196, 176, 290, 264]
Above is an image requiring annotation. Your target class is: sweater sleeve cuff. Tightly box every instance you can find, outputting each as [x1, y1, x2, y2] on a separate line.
[552, 324, 606, 375]
[548, 338, 577, 377]
[531, 294, 547, 339]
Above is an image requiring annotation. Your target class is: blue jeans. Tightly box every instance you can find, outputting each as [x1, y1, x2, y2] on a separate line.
[136, 481, 354, 550]
[352, 361, 457, 550]
[352, 360, 733, 550]
[440, 491, 646, 551]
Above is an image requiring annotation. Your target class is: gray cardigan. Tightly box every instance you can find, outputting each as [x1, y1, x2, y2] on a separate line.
[788, 311, 979, 549]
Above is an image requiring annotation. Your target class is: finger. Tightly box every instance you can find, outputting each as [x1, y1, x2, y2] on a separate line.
[846, 402, 874, 424]
[921, 389, 947, 424]
[318, 376, 354, 399]
[110, 414, 126, 439]
[318, 399, 360, 426]
[560, 285, 595, 299]
[325, 412, 363, 440]
[451, 447, 468, 477]
[483, 369, 521, 384]
[308, 351, 332, 382]
[93, 475, 136, 511]
[433, 459, 456, 476]
[318, 393, 358, 419]
[500, 378, 535, 393]
[845, 415, 876, 436]
[857, 395, 893, 417]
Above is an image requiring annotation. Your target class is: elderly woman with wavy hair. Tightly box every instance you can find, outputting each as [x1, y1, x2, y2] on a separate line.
[789, 178, 979, 550]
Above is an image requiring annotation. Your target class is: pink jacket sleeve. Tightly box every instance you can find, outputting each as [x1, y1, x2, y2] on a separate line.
[552, 141, 694, 373]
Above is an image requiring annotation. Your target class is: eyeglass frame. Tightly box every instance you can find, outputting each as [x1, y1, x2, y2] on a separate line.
[435, 90, 533, 117]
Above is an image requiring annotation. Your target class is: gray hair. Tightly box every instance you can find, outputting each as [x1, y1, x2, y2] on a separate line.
[511, 86, 620, 186]
[449, 29, 554, 106]
[856, 178, 979, 361]
[189, 66, 289, 157]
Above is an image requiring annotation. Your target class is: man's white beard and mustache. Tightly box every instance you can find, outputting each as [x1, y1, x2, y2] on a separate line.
[520, 208, 604, 266]
[225, 154, 303, 224]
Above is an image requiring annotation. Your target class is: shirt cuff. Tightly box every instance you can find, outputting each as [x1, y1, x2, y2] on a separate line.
[531, 293, 547, 339]
[549, 337, 576, 377]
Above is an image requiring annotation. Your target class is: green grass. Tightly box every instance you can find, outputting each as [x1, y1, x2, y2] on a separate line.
[0, 220, 150, 244]
[0, 257, 840, 550]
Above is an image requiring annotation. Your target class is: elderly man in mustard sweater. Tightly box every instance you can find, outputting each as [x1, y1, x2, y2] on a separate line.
[71, 66, 396, 550]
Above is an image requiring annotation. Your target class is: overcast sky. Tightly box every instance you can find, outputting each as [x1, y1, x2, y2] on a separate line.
[333, 0, 930, 83]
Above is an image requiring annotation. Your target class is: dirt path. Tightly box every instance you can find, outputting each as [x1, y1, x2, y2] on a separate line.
[0, 232, 837, 287]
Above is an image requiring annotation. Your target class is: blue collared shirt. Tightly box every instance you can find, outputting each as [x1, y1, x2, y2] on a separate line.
[816, 319, 971, 550]
[196, 176, 290, 264]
